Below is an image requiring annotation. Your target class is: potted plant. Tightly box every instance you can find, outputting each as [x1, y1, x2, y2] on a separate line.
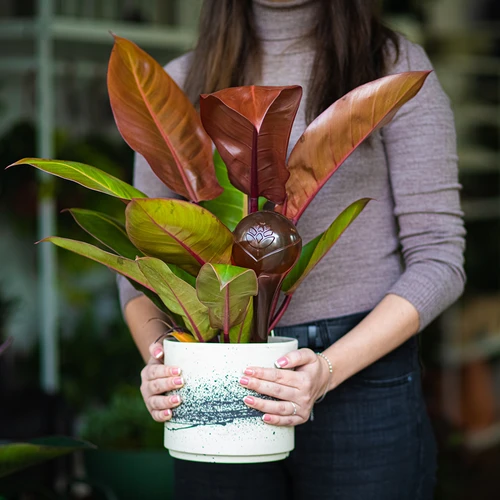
[80, 388, 174, 500]
[7, 36, 429, 463]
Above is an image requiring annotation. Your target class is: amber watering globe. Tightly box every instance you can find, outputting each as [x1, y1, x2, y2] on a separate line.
[232, 211, 302, 343]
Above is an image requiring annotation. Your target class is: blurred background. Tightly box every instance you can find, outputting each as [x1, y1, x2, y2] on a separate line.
[0, 0, 499, 498]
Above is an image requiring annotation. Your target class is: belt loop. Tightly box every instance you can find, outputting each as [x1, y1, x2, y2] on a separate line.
[308, 325, 318, 348]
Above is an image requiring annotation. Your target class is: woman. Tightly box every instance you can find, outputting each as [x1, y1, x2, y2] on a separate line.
[119, 1, 466, 498]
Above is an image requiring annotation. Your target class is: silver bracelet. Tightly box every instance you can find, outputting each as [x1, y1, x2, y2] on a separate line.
[315, 352, 333, 403]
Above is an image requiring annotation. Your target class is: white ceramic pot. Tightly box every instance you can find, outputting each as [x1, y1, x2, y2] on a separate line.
[163, 336, 298, 464]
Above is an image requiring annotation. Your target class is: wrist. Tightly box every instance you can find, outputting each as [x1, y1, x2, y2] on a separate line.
[322, 345, 349, 390]
[316, 352, 333, 401]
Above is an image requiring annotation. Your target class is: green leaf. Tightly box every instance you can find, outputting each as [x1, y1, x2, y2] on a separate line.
[137, 258, 218, 342]
[126, 279, 188, 331]
[66, 208, 143, 259]
[126, 198, 233, 275]
[41, 237, 154, 292]
[229, 300, 253, 344]
[282, 198, 371, 294]
[196, 264, 258, 337]
[0, 437, 95, 478]
[200, 152, 247, 231]
[8, 158, 146, 200]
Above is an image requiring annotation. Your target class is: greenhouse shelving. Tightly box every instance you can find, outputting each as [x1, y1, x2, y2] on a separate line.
[0, 0, 201, 394]
[433, 28, 500, 451]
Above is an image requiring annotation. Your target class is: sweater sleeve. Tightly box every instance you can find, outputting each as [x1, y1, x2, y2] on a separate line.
[383, 38, 466, 331]
[117, 52, 193, 311]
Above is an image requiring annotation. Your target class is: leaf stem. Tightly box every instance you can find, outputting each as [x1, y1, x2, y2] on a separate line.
[249, 197, 259, 213]
[249, 128, 259, 214]
[268, 295, 292, 332]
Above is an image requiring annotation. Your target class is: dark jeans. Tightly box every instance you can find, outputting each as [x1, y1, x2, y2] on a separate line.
[174, 310, 437, 500]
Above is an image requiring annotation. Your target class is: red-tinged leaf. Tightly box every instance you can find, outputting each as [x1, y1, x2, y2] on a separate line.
[200, 85, 302, 204]
[107, 35, 222, 202]
[196, 264, 258, 341]
[126, 198, 233, 276]
[137, 258, 217, 342]
[280, 71, 430, 223]
[229, 300, 253, 344]
[282, 198, 371, 294]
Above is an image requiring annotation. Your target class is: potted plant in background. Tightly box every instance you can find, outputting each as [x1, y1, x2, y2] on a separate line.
[79, 387, 174, 500]
[7, 35, 429, 463]
[0, 338, 95, 497]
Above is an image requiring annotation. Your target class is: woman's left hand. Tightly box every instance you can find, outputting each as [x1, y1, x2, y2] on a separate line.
[239, 348, 331, 426]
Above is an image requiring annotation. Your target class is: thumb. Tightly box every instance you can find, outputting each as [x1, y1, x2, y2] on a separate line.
[274, 348, 316, 369]
[149, 341, 164, 360]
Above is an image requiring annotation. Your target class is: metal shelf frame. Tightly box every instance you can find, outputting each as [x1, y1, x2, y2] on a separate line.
[1, 0, 201, 394]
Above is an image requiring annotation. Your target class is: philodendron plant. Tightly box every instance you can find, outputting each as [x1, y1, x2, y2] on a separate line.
[8, 36, 429, 344]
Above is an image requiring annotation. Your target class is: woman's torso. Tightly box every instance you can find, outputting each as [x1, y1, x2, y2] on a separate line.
[153, 1, 447, 327]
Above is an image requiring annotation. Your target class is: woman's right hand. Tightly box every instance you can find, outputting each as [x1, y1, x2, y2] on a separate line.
[140, 342, 184, 422]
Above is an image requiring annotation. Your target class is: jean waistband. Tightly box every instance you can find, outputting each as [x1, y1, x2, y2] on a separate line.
[274, 309, 419, 376]
[274, 310, 373, 350]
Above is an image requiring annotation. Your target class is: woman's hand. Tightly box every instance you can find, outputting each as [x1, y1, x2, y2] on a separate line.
[240, 348, 331, 426]
[140, 342, 184, 422]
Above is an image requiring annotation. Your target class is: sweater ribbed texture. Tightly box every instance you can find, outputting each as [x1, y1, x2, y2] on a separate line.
[118, 0, 466, 332]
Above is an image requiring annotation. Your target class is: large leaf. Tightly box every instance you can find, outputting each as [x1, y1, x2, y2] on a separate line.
[200, 152, 247, 231]
[108, 36, 222, 202]
[8, 158, 146, 200]
[282, 198, 371, 294]
[200, 85, 302, 205]
[127, 279, 188, 331]
[196, 264, 258, 339]
[0, 437, 95, 478]
[126, 198, 233, 275]
[281, 72, 430, 223]
[137, 258, 217, 342]
[66, 208, 142, 259]
[41, 237, 154, 292]
[229, 300, 253, 344]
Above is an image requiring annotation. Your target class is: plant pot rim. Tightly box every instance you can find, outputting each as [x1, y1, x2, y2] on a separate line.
[164, 336, 296, 349]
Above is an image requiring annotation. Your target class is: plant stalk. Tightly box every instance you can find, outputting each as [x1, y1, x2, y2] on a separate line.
[268, 294, 292, 333]
[249, 128, 259, 214]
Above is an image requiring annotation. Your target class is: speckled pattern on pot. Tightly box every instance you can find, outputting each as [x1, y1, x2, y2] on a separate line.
[163, 336, 298, 463]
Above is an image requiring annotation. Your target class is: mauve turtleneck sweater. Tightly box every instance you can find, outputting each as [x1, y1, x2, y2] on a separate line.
[118, 0, 466, 331]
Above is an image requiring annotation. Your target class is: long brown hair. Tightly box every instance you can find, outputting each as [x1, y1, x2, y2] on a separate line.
[184, 0, 399, 123]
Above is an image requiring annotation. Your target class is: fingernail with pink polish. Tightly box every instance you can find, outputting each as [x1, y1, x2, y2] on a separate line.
[239, 377, 249, 386]
[262, 414, 272, 422]
[244, 396, 255, 405]
[244, 368, 254, 376]
[164, 409, 172, 417]
[171, 395, 181, 404]
[153, 348, 163, 359]
[173, 377, 183, 386]
[171, 367, 181, 376]
[275, 357, 288, 368]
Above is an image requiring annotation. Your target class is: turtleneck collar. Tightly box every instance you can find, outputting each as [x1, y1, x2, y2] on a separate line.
[253, 0, 318, 54]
